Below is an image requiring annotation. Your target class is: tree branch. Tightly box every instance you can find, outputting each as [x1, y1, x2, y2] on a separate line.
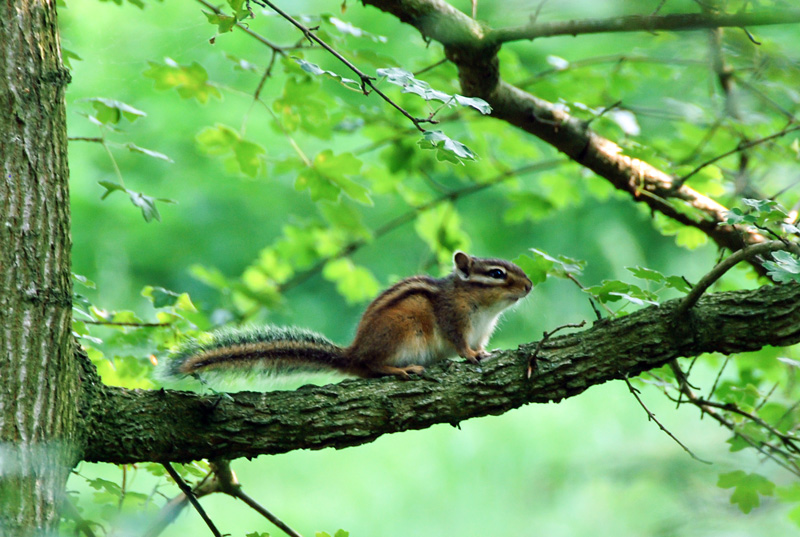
[489, 9, 800, 44]
[80, 283, 800, 464]
[362, 0, 772, 261]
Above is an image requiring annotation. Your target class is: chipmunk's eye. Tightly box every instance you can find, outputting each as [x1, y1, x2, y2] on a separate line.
[487, 268, 506, 279]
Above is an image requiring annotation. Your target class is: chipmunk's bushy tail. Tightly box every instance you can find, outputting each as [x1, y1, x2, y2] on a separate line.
[163, 325, 352, 379]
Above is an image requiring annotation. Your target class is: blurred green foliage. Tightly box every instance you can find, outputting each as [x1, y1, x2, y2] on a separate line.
[60, 0, 800, 535]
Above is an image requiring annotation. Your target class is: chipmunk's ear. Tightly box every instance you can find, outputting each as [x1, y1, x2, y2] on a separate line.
[453, 251, 472, 279]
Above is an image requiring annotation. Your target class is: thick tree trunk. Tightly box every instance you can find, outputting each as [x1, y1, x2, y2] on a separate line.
[0, 0, 77, 535]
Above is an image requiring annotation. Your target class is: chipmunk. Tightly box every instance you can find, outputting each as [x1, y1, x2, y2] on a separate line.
[165, 251, 532, 380]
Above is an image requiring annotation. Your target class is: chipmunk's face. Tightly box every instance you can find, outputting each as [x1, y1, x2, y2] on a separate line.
[454, 251, 533, 305]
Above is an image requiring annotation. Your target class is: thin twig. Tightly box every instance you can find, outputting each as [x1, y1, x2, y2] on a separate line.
[675, 124, 800, 187]
[211, 459, 304, 537]
[530, 0, 548, 25]
[755, 381, 780, 412]
[675, 240, 793, 316]
[414, 58, 448, 76]
[564, 273, 611, 319]
[675, 392, 800, 475]
[651, 0, 669, 15]
[624, 377, 711, 464]
[163, 463, 222, 537]
[659, 367, 800, 476]
[61, 497, 98, 537]
[83, 320, 170, 327]
[489, 9, 800, 44]
[735, 76, 797, 122]
[707, 354, 731, 401]
[196, 0, 285, 52]
[693, 398, 800, 456]
[253, 0, 433, 131]
[519, 54, 704, 87]
[235, 488, 304, 537]
[527, 321, 586, 378]
[68, 136, 104, 143]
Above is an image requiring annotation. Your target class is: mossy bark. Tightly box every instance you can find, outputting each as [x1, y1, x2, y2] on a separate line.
[0, 0, 77, 534]
[81, 284, 800, 464]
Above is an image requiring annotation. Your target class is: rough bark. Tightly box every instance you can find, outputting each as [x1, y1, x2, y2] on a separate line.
[0, 0, 77, 535]
[80, 283, 800, 465]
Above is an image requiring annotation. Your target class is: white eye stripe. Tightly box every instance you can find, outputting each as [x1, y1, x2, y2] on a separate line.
[469, 274, 507, 285]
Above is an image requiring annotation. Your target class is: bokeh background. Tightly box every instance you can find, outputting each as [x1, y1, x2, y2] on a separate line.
[60, 0, 799, 535]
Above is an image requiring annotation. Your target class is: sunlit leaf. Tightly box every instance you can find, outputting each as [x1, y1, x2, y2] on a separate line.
[126, 143, 173, 162]
[764, 251, 800, 283]
[143, 59, 221, 103]
[322, 258, 380, 304]
[196, 124, 265, 177]
[293, 58, 360, 89]
[83, 97, 146, 124]
[417, 130, 477, 164]
[718, 471, 775, 514]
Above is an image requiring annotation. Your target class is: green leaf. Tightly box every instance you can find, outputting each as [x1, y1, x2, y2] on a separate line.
[83, 98, 146, 124]
[62, 48, 82, 69]
[296, 150, 371, 205]
[418, 130, 477, 164]
[525, 248, 585, 280]
[789, 504, 800, 528]
[98, 181, 126, 200]
[513, 253, 550, 286]
[128, 191, 175, 222]
[292, 58, 360, 89]
[378, 67, 450, 103]
[225, 53, 260, 73]
[319, 200, 372, 241]
[653, 212, 708, 249]
[295, 168, 341, 202]
[142, 286, 180, 308]
[608, 291, 659, 306]
[717, 471, 775, 514]
[764, 250, 800, 283]
[226, 0, 250, 18]
[626, 266, 692, 293]
[322, 259, 380, 304]
[126, 143, 173, 162]
[203, 10, 236, 33]
[190, 264, 232, 292]
[87, 477, 122, 496]
[627, 266, 666, 283]
[583, 280, 631, 303]
[143, 59, 221, 103]
[72, 273, 97, 289]
[453, 94, 492, 115]
[778, 483, 800, 503]
[110, 310, 143, 324]
[323, 14, 386, 43]
[233, 139, 267, 177]
[415, 203, 469, 263]
[676, 226, 708, 249]
[504, 192, 555, 223]
[99, 181, 176, 222]
[196, 124, 239, 155]
[376, 67, 489, 113]
[196, 125, 266, 177]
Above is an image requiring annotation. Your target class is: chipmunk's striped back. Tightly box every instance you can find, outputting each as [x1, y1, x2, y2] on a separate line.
[162, 251, 532, 382]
